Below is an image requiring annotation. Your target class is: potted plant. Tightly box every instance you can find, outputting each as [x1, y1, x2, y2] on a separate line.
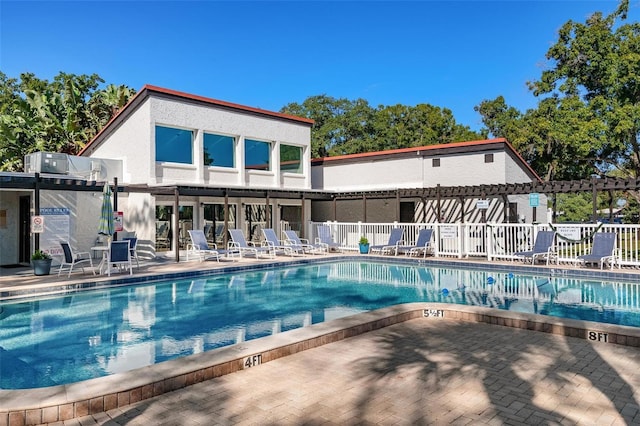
[358, 236, 370, 254]
[31, 249, 53, 276]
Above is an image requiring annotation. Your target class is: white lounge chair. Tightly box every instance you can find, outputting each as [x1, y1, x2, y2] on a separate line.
[262, 228, 297, 256]
[228, 229, 274, 259]
[316, 225, 341, 252]
[187, 229, 220, 262]
[58, 241, 94, 277]
[284, 229, 325, 254]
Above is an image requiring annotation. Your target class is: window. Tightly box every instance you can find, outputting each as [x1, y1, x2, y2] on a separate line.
[245, 139, 270, 171]
[280, 144, 302, 173]
[155, 125, 193, 164]
[485, 154, 494, 163]
[203, 133, 235, 167]
[432, 158, 440, 167]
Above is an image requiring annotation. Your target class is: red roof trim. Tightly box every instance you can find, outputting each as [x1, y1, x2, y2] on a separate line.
[311, 138, 541, 182]
[142, 85, 314, 125]
[79, 85, 313, 156]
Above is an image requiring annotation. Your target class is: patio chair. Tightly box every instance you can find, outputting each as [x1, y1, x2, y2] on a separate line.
[397, 229, 434, 258]
[316, 224, 341, 252]
[187, 229, 220, 262]
[369, 228, 405, 255]
[576, 232, 618, 269]
[122, 237, 140, 268]
[262, 228, 297, 256]
[107, 240, 132, 276]
[228, 229, 274, 259]
[284, 229, 326, 254]
[58, 241, 95, 277]
[513, 230, 556, 265]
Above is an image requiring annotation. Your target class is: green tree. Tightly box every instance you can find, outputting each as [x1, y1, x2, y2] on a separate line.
[0, 72, 135, 171]
[282, 95, 484, 158]
[528, 0, 640, 179]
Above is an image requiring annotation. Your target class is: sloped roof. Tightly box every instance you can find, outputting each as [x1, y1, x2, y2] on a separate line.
[79, 85, 314, 156]
[311, 138, 541, 182]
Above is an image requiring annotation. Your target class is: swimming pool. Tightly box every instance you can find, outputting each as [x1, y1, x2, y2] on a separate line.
[1, 260, 639, 389]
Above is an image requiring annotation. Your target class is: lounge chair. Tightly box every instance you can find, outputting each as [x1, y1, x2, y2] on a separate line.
[397, 229, 434, 258]
[58, 241, 95, 277]
[284, 229, 325, 254]
[228, 229, 275, 259]
[262, 228, 298, 256]
[316, 224, 341, 252]
[576, 232, 618, 269]
[106, 240, 133, 276]
[369, 228, 404, 255]
[513, 230, 556, 264]
[187, 229, 220, 262]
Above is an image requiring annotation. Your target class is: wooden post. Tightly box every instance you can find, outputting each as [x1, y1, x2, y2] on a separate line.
[224, 191, 229, 249]
[363, 193, 367, 222]
[174, 187, 180, 263]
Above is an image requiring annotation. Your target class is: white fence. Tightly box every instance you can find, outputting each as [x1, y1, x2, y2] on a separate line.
[302, 221, 640, 269]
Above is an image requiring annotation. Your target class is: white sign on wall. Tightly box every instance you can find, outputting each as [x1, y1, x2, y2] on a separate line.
[31, 216, 45, 233]
[476, 199, 489, 210]
[440, 225, 457, 239]
[554, 226, 581, 242]
[40, 207, 70, 256]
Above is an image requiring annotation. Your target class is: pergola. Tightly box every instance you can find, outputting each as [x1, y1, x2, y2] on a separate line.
[4, 173, 639, 261]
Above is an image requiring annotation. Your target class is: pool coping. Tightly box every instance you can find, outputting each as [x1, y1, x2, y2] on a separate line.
[2, 256, 640, 425]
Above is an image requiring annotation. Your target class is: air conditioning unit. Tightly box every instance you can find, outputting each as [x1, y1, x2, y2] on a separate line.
[24, 152, 69, 174]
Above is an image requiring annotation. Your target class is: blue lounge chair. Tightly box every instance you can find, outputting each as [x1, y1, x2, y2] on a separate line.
[284, 230, 325, 254]
[577, 232, 617, 269]
[187, 229, 220, 262]
[513, 231, 556, 264]
[228, 229, 274, 259]
[369, 228, 404, 255]
[397, 229, 434, 258]
[316, 224, 341, 252]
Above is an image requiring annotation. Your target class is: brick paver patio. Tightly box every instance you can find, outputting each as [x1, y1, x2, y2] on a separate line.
[42, 317, 640, 426]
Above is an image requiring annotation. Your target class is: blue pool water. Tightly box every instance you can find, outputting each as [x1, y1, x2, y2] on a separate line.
[1, 260, 639, 389]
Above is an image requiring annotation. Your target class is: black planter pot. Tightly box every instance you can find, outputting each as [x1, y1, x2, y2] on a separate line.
[32, 258, 52, 276]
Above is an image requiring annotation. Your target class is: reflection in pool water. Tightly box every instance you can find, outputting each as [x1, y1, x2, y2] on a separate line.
[0, 261, 638, 389]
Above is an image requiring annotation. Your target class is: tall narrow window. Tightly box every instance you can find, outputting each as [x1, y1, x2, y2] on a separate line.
[155, 125, 193, 164]
[203, 133, 235, 167]
[432, 158, 440, 167]
[245, 139, 271, 171]
[280, 144, 302, 173]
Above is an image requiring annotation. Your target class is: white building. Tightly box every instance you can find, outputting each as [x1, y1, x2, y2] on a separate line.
[311, 138, 545, 224]
[0, 86, 544, 266]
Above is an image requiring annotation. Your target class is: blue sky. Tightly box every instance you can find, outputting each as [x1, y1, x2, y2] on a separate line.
[1, 1, 636, 131]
